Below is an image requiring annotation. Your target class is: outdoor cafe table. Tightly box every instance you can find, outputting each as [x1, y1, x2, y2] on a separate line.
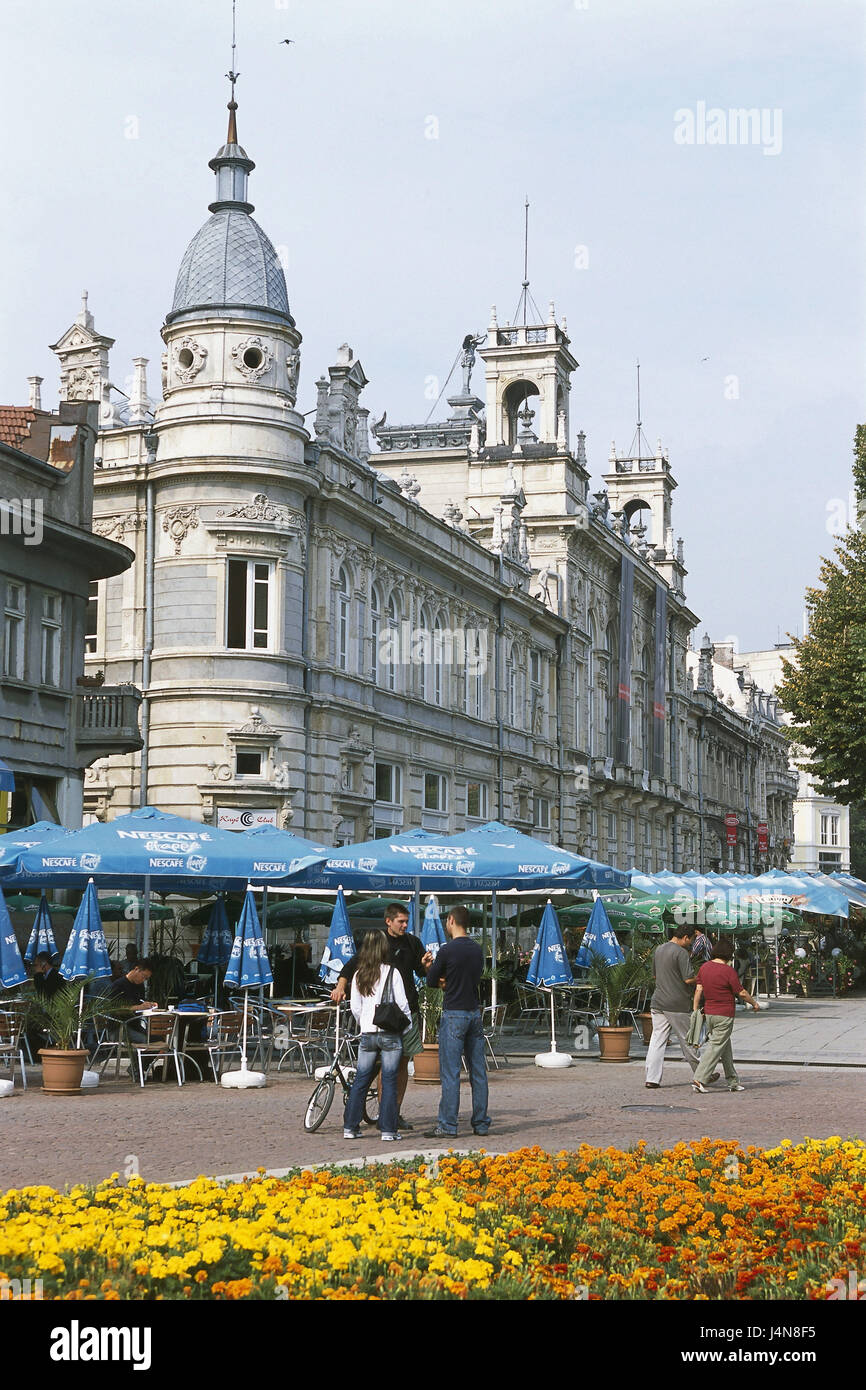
[123, 1008, 225, 1085]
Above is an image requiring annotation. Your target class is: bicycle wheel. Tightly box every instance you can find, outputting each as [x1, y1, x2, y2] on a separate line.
[304, 1075, 336, 1132]
[363, 1085, 380, 1126]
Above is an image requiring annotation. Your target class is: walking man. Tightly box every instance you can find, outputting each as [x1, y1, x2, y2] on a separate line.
[423, 905, 491, 1139]
[645, 924, 718, 1089]
[331, 902, 432, 1130]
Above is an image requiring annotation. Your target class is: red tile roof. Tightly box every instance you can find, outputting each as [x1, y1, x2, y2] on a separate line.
[0, 407, 36, 450]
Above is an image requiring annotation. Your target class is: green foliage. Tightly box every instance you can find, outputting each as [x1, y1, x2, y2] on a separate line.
[849, 803, 866, 880]
[22, 977, 132, 1050]
[585, 952, 652, 1026]
[417, 985, 443, 1043]
[777, 425, 866, 803]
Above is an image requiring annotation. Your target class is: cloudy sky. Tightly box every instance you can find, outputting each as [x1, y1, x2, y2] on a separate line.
[3, 0, 863, 651]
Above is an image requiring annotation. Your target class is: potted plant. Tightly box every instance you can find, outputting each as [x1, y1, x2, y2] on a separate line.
[586, 952, 652, 1062]
[413, 985, 443, 1085]
[24, 978, 131, 1094]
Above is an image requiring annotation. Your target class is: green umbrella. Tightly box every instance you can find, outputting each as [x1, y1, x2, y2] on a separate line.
[3, 893, 76, 916]
[558, 899, 666, 932]
[266, 897, 336, 929]
[97, 893, 174, 921]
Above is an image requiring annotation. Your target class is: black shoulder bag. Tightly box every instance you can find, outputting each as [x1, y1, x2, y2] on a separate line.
[372, 966, 410, 1033]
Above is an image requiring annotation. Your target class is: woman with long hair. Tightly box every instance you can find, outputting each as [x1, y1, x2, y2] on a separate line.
[344, 929, 411, 1141]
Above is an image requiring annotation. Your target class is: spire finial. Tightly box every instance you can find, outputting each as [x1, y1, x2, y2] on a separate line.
[225, 0, 240, 142]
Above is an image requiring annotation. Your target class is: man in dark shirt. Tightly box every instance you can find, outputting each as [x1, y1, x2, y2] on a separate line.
[108, 959, 156, 1039]
[331, 903, 432, 1128]
[423, 905, 490, 1139]
[32, 952, 63, 998]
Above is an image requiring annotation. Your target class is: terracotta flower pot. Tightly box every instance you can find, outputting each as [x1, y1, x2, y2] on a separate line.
[39, 1048, 88, 1095]
[412, 1042, 440, 1085]
[596, 1026, 633, 1062]
[639, 1012, 654, 1046]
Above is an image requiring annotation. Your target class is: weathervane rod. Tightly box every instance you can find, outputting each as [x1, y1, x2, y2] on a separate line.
[636, 358, 641, 430]
[227, 0, 239, 101]
[523, 196, 529, 326]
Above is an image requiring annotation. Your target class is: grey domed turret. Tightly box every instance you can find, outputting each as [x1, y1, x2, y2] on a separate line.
[166, 99, 292, 326]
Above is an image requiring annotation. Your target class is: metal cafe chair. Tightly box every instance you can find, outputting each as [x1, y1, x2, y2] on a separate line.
[129, 1013, 186, 1087]
[481, 1003, 510, 1069]
[0, 1010, 28, 1089]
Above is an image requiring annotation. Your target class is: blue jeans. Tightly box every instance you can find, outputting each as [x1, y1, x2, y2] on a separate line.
[343, 1032, 402, 1134]
[437, 1010, 490, 1135]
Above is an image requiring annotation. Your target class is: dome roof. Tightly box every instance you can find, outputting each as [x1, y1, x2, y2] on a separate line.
[169, 209, 291, 321]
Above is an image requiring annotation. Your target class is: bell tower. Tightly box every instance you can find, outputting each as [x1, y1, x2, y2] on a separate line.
[480, 299, 577, 448]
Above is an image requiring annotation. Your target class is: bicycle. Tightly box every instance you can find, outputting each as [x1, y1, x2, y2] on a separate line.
[303, 1051, 381, 1132]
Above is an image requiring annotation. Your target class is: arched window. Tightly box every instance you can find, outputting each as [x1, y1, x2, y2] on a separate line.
[418, 608, 431, 702]
[604, 621, 617, 758]
[465, 627, 484, 719]
[507, 643, 520, 727]
[588, 615, 598, 756]
[386, 593, 400, 691]
[502, 379, 540, 447]
[433, 616, 445, 705]
[370, 588, 380, 684]
[337, 566, 350, 672]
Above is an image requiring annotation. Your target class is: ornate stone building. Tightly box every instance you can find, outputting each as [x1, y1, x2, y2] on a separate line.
[24, 93, 794, 867]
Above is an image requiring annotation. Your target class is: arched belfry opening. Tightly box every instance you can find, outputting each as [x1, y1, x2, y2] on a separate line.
[624, 498, 653, 544]
[502, 378, 540, 447]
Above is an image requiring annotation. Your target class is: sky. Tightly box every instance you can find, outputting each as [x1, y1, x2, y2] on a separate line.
[2, 0, 864, 652]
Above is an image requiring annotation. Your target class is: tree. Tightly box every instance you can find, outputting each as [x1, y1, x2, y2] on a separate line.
[777, 426, 866, 803]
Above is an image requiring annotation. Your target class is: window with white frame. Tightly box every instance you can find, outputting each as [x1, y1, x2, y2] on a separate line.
[386, 593, 399, 691]
[508, 644, 520, 726]
[235, 748, 263, 779]
[624, 815, 635, 853]
[85, 581, 99, 655]
[607, 811, 617, 845]
[433, 618, 444, 705]
[226, 559, 272, 650]
[374, 761, 402, 805]
[41, 593, 61, 686]
[464, 628, 484, 719]
[336, 566, 350, 672]
[357, 596, 366, 674]
[424, 771, 448, 812]
[820, 813, 840, 847]
[370, 590, 380, 683]
[529, 650, 542, 687]
[466, 781, 489, 819]
[3, 583, 25, 679]
[534, 795, 551, 831]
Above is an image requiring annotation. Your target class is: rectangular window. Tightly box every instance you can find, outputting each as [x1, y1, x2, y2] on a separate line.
[467, 781, 489, 819]
[820, 814, 840, 846]
[818, 851, 842, 871]
[607, 812, 617, 841]
[424, 772, 448, 812]
[534, 796, 551, 831]
[373, 824, 393, 840]
[226, 560, 272, 650]
[235, 749, 263, 778]
[624, 815, 635, 849]
[356, 598, 366, 675]
[85, 581, 99, 655]
[3, 583, 25, 679]
[530, 650, 542, 686]
[41, 593, 61, 686]
[375, 762, 402, 805]
[642, 820, 652, 847]
[338, 594, 349, 671]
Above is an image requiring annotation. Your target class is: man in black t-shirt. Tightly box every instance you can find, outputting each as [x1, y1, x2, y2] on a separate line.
[423, 905, 490, 1139]
[108, 959, 156, 1039]
[331, 903, 433, 1128]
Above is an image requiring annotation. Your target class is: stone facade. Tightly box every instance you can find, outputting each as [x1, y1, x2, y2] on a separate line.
[32, 96, 796, 869]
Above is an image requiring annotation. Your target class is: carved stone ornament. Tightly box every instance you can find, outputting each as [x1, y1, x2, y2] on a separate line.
[93, 512, 146, 543]
[286, 349, 301, 401]
[216, 494, 302, 526]
[231, 335, 273, 381]
[162, 504, 199, 555]
[172, 337, 208, 384]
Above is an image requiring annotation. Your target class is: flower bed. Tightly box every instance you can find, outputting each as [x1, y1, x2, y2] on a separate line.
[1, 1138, 863, 1300]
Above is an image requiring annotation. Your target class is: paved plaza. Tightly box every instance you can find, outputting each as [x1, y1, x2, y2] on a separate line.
[0, 997, 862, 1191]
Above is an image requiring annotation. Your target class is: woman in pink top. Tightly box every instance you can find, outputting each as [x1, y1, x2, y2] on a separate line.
[691, 938, 759, 1094]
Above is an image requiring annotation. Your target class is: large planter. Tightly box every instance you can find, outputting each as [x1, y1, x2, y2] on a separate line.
[639, 1012, 654, 1047]
[39, 1048, 88, 1095]
[412, 1042, 440, 1085]
[596, 1026, 633, 1062]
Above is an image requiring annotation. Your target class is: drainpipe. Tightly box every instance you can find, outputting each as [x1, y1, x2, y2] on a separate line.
[697, 712, 705, 873]
[555, 630, 565, 845]
[139, 431, 157, 809]
[496, 554, 505, 820]
[302, 496, 315, 835]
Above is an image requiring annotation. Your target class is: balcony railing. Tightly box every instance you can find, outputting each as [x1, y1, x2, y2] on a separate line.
[75, 685, 143, 757]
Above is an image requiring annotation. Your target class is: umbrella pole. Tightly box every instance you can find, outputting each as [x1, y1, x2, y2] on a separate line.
[491, 889, 498, 1011]
[141, 875, 151, 958]
[262, 887, 273, 999]
[549, 988, 557, 1053]
[414, 877, 421, 943]
[241, 989, 249, 1071]
[76, 985, 84, 1051]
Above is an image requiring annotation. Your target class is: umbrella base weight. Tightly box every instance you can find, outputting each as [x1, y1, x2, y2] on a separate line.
[534, 1051, 573, 1068]
[220, 1068, 267, 1089]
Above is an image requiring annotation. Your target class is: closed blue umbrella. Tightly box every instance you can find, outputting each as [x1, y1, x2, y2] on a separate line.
[223, 888, 273, 1082]
[59, 880, 112, 982]
[575, 897, 625, 969]
[24, 893, 59, 961]
[197, 896, 234, 968]
[420, 896, 447, 959]
[319, 888, 355, 984]
[0, 888, 28, 988]
[526, 901, 573, 1063]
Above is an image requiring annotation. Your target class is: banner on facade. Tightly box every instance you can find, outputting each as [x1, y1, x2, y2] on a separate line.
[616, 554, 635, 766]
[217, 808, 278, 830]
[725, 812, 739, 847]
[652, 583, 667, 778]
[757, 821, 769, 853]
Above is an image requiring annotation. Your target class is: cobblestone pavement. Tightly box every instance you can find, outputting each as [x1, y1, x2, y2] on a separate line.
[1, 1054, 863, 1190]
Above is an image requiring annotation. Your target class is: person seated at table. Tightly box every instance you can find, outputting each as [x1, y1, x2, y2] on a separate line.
[108, 959, 156, 1038]
[31, 951, 63, 998]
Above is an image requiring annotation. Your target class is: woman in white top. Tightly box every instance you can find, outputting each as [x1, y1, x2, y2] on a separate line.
[344, 930, 411, 1142]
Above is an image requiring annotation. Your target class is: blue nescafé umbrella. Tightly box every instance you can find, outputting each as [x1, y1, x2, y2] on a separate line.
[24, 893, 59, 961]
[198, 895, 234, 968]
[223, 887, 273, 1077]
[0, 888, 28, 988]
[319, 888, 355, 984]
[0, 822, 68, 879]
[420, 896, 447, 958]
[59, 880, 112, 982]
[526, 900, 573, 1059]
[575, 896, 625, 969]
